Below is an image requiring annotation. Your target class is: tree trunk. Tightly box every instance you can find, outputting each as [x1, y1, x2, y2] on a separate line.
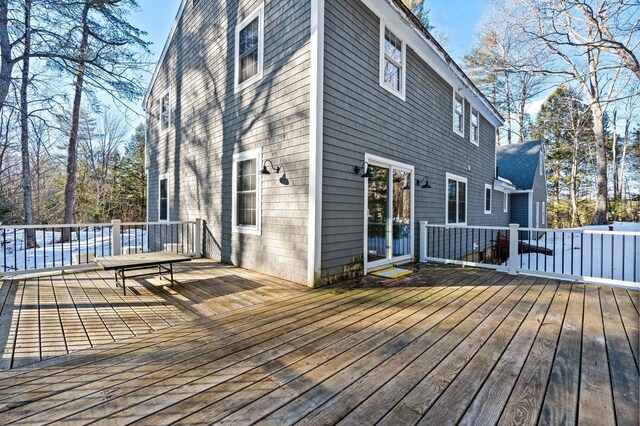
[570, 136, 580, 227]
[611, 110, 618, 202]
[590, 104, 608, 225]
[519, 74, 526, 144]
[504, 72, 512, 144]
[0, 0, 14, 113]
[62, 2, 90, 241]
[553, 167, 560, 226]
[20, 0, 35, 248]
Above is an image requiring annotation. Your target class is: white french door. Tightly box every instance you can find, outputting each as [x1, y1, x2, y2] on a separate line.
[364, 154, 414, 273]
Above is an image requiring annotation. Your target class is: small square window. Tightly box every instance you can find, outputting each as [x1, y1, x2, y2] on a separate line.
[235, 4, 264, 92]
[470, 108, 480, 145]
[484, 184, 492, 214]
[379, 23, 406, 100]
[453, 91, 464, 137]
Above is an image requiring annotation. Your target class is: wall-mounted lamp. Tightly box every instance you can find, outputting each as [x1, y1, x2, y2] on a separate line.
[260, 160, 281, 175]
[355, 162, 374, 178]
[416, 176, 432, 189]
[260, 160, 289, 185]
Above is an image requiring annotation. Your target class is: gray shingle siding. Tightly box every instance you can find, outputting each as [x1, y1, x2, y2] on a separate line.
[146, 0, 311, 284]
[320, 0, 507, 283]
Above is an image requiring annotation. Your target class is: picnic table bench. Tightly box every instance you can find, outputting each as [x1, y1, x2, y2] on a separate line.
[96, 252, 192, 295]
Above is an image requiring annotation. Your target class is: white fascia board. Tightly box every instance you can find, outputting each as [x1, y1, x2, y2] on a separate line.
[361, 0, 504, 127]
[143, 0, 188, 110]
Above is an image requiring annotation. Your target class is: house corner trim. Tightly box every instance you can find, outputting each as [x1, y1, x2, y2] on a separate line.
[308, 0, 325, 286]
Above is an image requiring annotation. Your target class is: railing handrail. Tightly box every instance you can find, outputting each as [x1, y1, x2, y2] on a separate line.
[423, 223, 640, 237]
[0, 220, 197, 230]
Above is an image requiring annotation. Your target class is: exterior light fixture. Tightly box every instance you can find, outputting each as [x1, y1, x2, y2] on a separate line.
[355, 162, 374, 179]
[260, 160, 281, 175]
[416, 177, 432, 189]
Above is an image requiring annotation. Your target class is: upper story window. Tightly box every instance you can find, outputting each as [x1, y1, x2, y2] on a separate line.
[446, 173, 467, 225]
[484, 184, 492, 214]
[235, 3, 264, 92]
[232, 149, 261, 234]
[453, 91, 464, 137]
[159, 90, 170, 134]
[379, 23, 406, 100]
[159, 174, 169, 221]
[470, 108, 480, 145]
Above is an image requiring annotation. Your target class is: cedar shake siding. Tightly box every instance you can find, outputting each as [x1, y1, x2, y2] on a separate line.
[319, 0, 507, 283]
[146, 0, 311, 284]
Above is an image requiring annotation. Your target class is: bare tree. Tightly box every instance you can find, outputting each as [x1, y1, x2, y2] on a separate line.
[518, 0, 639, 224]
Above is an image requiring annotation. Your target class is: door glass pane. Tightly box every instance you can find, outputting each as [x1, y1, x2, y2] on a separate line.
[392, 169, 411, 257]
[367, 165, 389, 263]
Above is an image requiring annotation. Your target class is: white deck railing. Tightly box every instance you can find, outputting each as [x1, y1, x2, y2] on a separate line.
[0, 219, 202, 276]
[420, 221, 639, 288]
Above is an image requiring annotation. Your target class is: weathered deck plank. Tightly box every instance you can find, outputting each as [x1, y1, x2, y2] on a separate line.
[0, 264, 637, 425]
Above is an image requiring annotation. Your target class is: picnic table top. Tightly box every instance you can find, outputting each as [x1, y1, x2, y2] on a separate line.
[95, 252, 192, 270]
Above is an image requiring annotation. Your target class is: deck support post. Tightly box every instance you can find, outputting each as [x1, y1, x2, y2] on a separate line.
[419, 221, 428, 262]
[508, 223, 519, 275]
[194, 218, 202, 258]
[112, 219, 121, 256]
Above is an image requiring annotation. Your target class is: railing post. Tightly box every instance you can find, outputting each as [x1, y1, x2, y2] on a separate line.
[419, 221, 428, 262]
[194, 218, 202, 258]
[508, 223, 519, 275]
[112, 219, 121, 256]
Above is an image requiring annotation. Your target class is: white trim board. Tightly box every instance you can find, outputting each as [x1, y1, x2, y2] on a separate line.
[158, 173, 170, 222]
[308, 0, 324, 286]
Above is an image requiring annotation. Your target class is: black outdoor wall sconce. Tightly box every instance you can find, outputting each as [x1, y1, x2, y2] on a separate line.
[355, 162, 374, 178]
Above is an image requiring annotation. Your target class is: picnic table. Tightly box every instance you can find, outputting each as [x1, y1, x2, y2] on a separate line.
[96, 252, 192, 295]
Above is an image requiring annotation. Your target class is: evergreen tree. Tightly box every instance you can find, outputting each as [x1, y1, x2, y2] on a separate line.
[402, 0, 434, 31]
[112, 124, 146, 222]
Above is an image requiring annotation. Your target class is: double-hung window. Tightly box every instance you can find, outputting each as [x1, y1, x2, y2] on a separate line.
[380, 24, 406, 100]
[503, 193, 509, 213]
[233, 149, 261, 234]
[159, 174, 169, 221]
[453, 91, 464, 137]
[159, 90, 170, 133]
[470, 107, 479, 145]
[484, 184, 492, 214]
[446, 173, 467, 225]
[235, 3, 264, 91]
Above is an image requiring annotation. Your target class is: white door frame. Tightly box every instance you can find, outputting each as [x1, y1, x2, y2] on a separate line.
[363, 153, 415, 274]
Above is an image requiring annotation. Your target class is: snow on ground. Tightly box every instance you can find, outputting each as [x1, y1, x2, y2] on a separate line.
[513, 222, 639, 284]
[1, 227, 147, 273]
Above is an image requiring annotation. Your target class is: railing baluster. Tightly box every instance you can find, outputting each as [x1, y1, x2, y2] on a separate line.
[570, 232, 574, 276]
[611, 233, 615, 280]
[622, 235, 625, 282]
[561, 232, 565, 275]
[600, 234, 604, 279]
[580, 233, 584, 277]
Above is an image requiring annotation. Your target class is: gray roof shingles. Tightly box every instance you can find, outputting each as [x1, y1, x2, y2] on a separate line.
[496, 140, 543, 190]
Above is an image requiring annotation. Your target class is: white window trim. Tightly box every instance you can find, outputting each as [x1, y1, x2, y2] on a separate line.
[234, 3, 265, 93]
[470, 107, 479, 146]
[453, 90, 465, 137]
[379, 21, 406, 102]
[484, 183, 492, 215]
[232, 148, 262, 235]
[542, 202, 546, 225]
[158, 89, 171, 135]
[503, 192, 508, 213]
[158, 173, 170, 222]
[445, 172, 468, 225]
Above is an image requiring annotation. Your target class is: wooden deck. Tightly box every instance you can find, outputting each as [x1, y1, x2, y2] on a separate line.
[0, 259, 306, 370]
[0, 264, 637, 425]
